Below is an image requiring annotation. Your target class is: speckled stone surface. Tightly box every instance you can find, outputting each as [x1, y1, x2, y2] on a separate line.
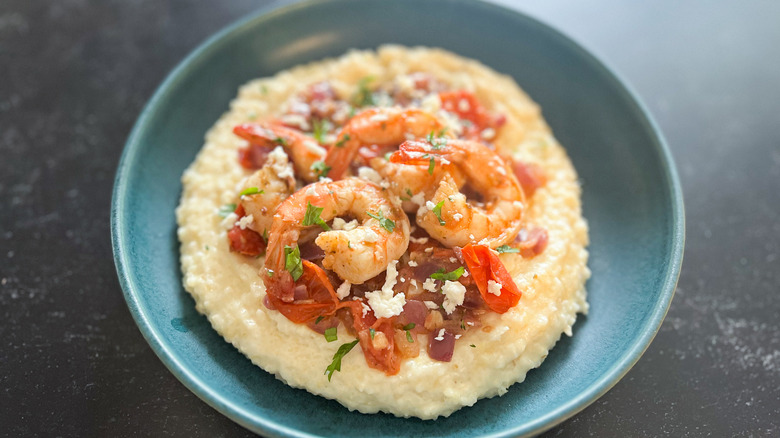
[1, 1, 778, 436]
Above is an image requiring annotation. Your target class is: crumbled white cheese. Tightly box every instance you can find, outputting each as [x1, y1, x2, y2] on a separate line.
[455, 334, 462, 339]
[319, 177, 333, 183]
[332, 218, 359, 231]
[408, 260, 418, 267]
[305, 186, 317, 196]
[496, 165, 506, 175]
[449, 257, 457, 263]
[469, 234, 476, 241]
[424, 300, 439, 309]
[481, 127, 496, 140]
[424, 247, 433, 253]
[357, 166, 383, 185]
[221, 212, 239, 230]
[462, 270, 469, 278]
[268, 146, 294, 179]
[279, 113, 310, 131]
[422, 278, 437, 292]
[361, 302, 371, 317]
[487, 279, 502, 296]
[409, 236, 428, 244]
[404, 132, 416, 141]
[458, 98, 471, 112]
[421, 93, 442, 114]
[365, 261, 406, 318]
[336, 281, 351, 300]
[453, 213, 463, 222]
[409, 192, 426, 206]
[237, 214, 254, 230]
[399, 277, 406, 283]
[441, 280, 466, 314]
[425, 200, 436, 211]
[434, 328, 445, 341]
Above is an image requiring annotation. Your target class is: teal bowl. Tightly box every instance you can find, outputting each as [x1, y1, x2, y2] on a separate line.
[111, 0, 684, 436]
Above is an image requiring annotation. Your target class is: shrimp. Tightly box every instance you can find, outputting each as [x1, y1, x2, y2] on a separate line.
[237, 146, 296, 235]
[323, 107, 450, 180]
[389, 139, 525, 248]
[234, 122, 326, 182]
[263, 178, 410, 302]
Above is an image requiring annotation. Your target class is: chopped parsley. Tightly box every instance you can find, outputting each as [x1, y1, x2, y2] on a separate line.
[432, 200, 446, 225]
[311, 160, 331, 179]
[239, 187, 263, 197]
[427, 155, 435, 174]
[335, 133, 351, 148]
[218, 203, 237, 217]
[274, 136, 288, 146]
[496, 244, 520, 254]
[426, 131, 446, 150]
[302, 201, 331, 231]
[311, 118, 330, 144]
[315, 316, 324, 325]
[431, 266, 465, 281]
[284, 245, 303, 281]
[324, 327, 338, 342]
[402, 323, 415, 343]
[325, 339, 360, 381]
[262, 229, 269, 243]
[367, 210, 396, 233]
[470, 344, 476, 348]
[353, 76, 375, 107]
[266, 269, 274, 277]
[369, 328, 376, 339]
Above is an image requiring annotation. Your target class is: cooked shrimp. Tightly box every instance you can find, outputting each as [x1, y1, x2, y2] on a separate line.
[264, 178, 410, 301]
[238, 146, 296, 235]
[234, 122, 326, 182]
[324, 107, 450, 180]
[389, 139, 525, 248]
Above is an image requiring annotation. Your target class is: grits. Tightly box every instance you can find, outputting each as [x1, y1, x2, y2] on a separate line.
[176, 46, 590, 419]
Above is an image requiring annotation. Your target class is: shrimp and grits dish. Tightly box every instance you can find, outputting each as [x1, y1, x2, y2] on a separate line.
[176, 46, 590, 419]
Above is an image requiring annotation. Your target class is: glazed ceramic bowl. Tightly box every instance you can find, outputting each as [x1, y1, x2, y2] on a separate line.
[111, 0, 684, 436]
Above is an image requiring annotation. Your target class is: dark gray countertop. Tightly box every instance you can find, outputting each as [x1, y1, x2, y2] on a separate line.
[1, 0, 778, 436]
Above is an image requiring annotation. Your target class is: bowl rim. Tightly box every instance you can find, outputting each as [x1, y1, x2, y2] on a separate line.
[111, 0, 685, 436]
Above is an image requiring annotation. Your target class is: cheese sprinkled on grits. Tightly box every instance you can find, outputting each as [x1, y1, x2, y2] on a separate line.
[176, 46, 589, 419]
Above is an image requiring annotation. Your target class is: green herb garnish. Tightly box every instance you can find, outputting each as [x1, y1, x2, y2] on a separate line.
[335, 133, 351, 148]
[262, 229, 269, 243]
[239, 187, 263, 197]
[266, 269, 274, 277]
[402, 323, 416, 331]
[325, 339, 360, 381]
[218, 203, 237, 217]
[312, 118, 330, 144]
[315, 316, 324, 325]
[367, 210, 395, 233]
[427, 155, 435, 174]
[426, 131, 446, 150]
[369, 328, 376, 339]
[406, 330, 414, 343]
[311, 160, 331, 179]
[274, 136, 287, 146]
[432, 200, 445, 225]
[284, 245, 303, 281]
[324, 327, 338, 342]
[430, 266, 465, 281]
[353, 76, 375, 107]
[302, 201, 330, 231]
[495, 244, 520, 254]
[470, 344, 476, 348]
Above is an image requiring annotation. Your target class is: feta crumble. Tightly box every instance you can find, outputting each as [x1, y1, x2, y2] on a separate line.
[365, 261, 406, 318]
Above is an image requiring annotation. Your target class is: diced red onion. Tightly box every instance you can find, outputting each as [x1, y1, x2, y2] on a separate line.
[262, 295, 275, 310]
[428, 329, 455, 362]
[293, 285, 308, 301]
[299, 241, 325, 261]
[400, 300, 428, 328]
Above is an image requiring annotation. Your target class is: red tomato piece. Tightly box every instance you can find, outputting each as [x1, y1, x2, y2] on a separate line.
[265, 260, 340, 324]
[438, 90, 505, 141]
[460, 243, 522, 313]
[227, 205, 266, 256]
[346, 302, 401, 376]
